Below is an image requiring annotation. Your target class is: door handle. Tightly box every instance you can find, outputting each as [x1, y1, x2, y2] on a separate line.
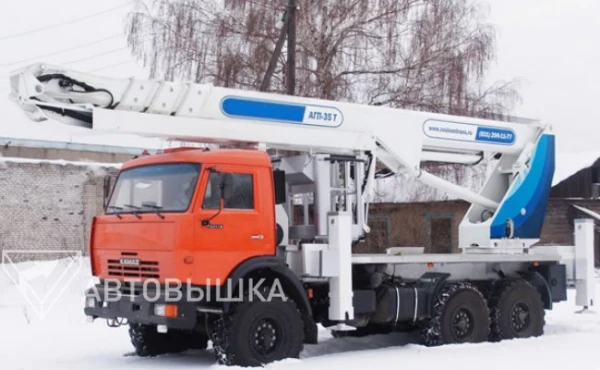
[251, 234, 264, 240]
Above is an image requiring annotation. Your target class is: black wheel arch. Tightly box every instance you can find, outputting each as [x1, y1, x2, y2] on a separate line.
[221, 256, 312, 317]
[415, 272, 451, 317]
[518, 270, 552, 310]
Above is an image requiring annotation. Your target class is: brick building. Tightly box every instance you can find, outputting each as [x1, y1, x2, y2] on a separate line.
[361, 200, 468, 254]
[0, 158, 119, 262]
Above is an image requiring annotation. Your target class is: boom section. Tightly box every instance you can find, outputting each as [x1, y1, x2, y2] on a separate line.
[10, 63, 542, 170]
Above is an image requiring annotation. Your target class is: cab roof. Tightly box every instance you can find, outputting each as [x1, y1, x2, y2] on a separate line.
[120, 148, 272, 170]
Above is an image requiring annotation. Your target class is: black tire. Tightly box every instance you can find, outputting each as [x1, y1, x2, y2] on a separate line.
[129, 323, 173, 357]
[187, 332, 209, 350]
[212, 292, 304, 367]
[172, 330, 209, 351]
[420, 282, 490, 346]
[129, 323, 206, 357]
[488, 279, 544, 341]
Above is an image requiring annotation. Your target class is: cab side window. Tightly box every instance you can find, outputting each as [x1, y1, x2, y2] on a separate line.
[202, 172, 254, 210]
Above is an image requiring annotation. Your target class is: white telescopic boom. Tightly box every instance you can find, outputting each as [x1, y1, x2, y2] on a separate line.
[8, 63, 554, 250]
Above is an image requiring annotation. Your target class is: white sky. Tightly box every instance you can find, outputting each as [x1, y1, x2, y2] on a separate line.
[486, 0, 600, 153]
[0, 0, 598, 154]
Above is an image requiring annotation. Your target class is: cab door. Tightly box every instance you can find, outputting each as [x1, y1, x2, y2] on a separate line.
[192, 164, 274, 283]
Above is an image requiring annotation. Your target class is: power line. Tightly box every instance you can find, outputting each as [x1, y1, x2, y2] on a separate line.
[61, 47, 129, 66]
[0, 52, 135, 87]
[86, 60, 136, 73]
[0, 47, 128, 80]
[0, 34, 123, 67]
[0, 4, 130, 42]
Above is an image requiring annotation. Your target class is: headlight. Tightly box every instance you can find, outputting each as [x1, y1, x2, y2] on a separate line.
[154, 304, 166, 317]
[85, 297, 96, 308]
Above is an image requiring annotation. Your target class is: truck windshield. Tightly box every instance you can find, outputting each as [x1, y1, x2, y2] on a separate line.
[106, 163, 201, 214]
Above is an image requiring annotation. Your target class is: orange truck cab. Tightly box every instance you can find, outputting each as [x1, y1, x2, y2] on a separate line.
[84, 148, 315, 365]
[91, 148, 277, 284]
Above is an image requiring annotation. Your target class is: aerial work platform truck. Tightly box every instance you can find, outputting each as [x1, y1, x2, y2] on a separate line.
[8, 63, 596, 367]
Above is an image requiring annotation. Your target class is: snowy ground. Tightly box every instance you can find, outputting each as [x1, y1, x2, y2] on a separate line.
[0, 258, 597, 370]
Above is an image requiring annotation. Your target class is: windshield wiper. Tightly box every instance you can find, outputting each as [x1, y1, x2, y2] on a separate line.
[106, 205, 123, 219]
[142, 204, 165, 220]
[123, 204, 142, 219]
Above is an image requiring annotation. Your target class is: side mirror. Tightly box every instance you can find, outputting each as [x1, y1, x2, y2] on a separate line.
[201, 172, 231, 227]
[103, 175, 115, 207]
[219, 173, 234, 201]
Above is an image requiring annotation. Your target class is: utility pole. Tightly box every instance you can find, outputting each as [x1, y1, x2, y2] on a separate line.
[260, 11, 288, 92]
[259, 1, 297, 95]
[286, 0, 297, 96]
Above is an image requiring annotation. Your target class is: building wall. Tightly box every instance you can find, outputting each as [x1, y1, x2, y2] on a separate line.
[0, 161, 117, 262]
[358, 201, 469, 254]
[540, 198, 600, 243]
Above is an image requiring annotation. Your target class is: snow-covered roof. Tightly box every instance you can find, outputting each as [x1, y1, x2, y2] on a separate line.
[553, 150, 600, 186]
[0, 154, 121, 169]
[573, 205, 600, 222]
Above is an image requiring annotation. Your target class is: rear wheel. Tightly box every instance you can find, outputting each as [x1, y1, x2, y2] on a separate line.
[488, 279, 544, 341]
[420, 282, 490, 346]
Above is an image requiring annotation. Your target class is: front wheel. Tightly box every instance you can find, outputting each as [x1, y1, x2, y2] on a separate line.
[212, 295, 304, 367]
[129, 323, 207, 357]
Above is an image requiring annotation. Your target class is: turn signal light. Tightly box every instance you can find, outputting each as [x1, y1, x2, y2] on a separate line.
[154, 304, 178, 318]
[165, 305, 178, 318]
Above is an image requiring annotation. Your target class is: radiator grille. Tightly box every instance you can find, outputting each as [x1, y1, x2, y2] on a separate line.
[107, 253, 160, 279]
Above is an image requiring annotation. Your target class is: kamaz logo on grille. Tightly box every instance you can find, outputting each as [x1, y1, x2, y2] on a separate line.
[119, 258, 141, 266]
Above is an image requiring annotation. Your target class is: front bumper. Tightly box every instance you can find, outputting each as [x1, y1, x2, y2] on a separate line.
[83, 284, 197, 330]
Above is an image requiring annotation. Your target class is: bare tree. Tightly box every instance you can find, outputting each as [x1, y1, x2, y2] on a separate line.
[126, 0, 520, 118]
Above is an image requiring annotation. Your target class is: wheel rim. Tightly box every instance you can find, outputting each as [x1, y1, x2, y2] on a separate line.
[510, 302, 531, 333]
[250, 318, 281, 359]
[451, 307, 474, 340]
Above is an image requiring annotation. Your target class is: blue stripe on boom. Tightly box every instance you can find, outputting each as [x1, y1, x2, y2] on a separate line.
[490, 134, 555, 239]
[221, 97, 306, 123]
